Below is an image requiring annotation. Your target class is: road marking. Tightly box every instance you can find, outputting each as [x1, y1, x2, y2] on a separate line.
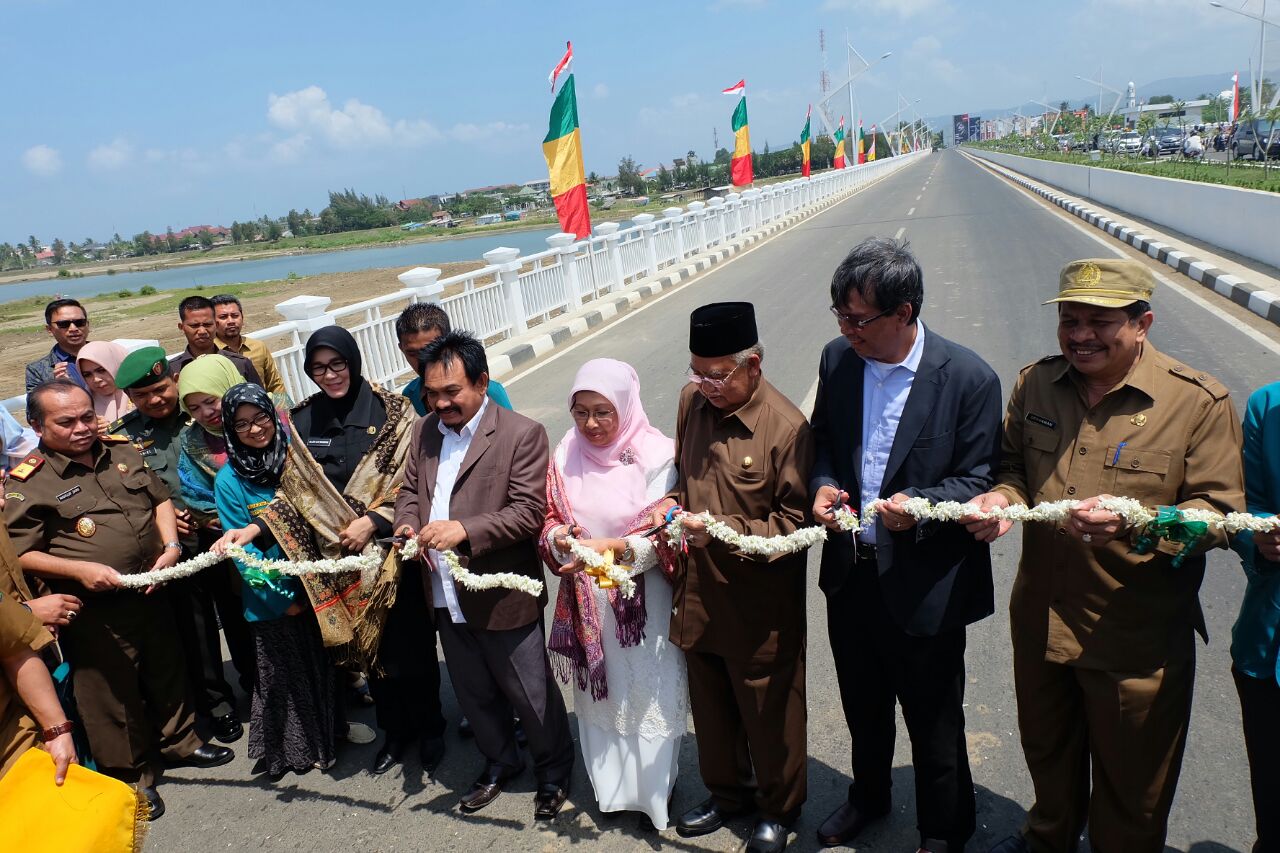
[915, 195, 922, 201]
[907, 207, 915, 216]
[894, 226, 906, 239]
[800, 376, 820, 418]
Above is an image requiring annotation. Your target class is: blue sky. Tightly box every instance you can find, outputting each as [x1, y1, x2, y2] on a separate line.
[4, 0, 1271, 241]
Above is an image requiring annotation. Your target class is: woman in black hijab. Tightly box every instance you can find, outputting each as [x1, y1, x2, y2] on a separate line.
[290, 326, 444, 775]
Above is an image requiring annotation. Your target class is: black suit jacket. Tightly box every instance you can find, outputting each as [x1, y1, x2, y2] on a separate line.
[809, 328, 1002, 636]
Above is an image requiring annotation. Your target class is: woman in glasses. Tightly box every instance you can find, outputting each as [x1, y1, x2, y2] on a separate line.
[75, 340, 134, 432]
[211, 383, 337, 780]
[539, 358, 686, 831]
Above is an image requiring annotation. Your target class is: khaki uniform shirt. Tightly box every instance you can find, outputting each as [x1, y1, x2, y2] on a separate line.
[669, 379, 815, 664]
[994, 344, 1244, 670]
[3, 439, 170, 599]
[0, 521, 52, 779]
[216, 335, 286, 395]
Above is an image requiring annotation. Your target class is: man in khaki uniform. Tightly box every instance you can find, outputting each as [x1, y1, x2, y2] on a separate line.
[965, 260, 1245, 853]
[656, 302, 815, 853]
[210, 294, 287, 394]
[3, 380, 233, 818]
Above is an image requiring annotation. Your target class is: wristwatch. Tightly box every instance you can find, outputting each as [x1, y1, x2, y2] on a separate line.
[163, 541, 182, 551]
[620, 545, 636, 564]
[41, 721, 74, 742]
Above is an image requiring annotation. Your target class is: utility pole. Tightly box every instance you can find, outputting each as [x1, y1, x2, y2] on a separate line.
[713, 127, 719, 153]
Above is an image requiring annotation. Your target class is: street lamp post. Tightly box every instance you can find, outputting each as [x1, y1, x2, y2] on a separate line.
[1210, 0, 1278, 110]
[1075, 74, 1126, 127]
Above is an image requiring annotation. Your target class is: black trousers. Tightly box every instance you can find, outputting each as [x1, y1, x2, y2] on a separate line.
[368, 566, 445, 740]
[170, 553, 255, 720]
[1234, 667, 1280, 853]
[436, 615, 574, 785]
[827, 561, 976, 848]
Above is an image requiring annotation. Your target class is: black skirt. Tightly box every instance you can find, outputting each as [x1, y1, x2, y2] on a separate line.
[248, 613, 338, 774]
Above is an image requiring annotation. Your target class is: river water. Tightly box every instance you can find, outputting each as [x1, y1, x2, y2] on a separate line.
[0, 227, 562, 304]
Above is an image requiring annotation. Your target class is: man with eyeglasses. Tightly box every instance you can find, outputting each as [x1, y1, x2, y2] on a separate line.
[168, 296, 263, 385]
[24, 299, 91, 395]
[654, 301, 815, 853]
[111, 347, 254, 749]
[809, 237, 1002, 853]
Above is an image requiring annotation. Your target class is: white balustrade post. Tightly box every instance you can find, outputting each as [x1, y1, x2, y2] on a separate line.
[706, 197, 725, 246]
[275, 295, 334, 338]
[593, 222, 624, 291]
[397, 267, 444, 303]
[664, 207, 686, 260]
[740, 189, 760, 231]
[687, 201, 708, 252]
[631, 213, 660, 278]
[483, 246, 528, 336]
[545, 233, 584, 310]
[724, 192, 741, 238]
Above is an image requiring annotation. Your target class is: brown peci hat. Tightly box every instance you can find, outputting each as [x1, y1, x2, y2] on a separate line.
[1043, 258, 1156, 309]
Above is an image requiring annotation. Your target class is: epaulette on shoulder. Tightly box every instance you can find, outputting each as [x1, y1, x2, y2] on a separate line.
[291, 392, 320, 413]
[100, 433, 132, 444]
[109, 410, 141, 433]
[1167, 363, 1230, 401]
[1020, 354, 1064, 374]
[7, 455, 44, 481]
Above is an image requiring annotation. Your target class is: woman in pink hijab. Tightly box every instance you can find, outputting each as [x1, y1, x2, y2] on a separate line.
[539, 358, 687, 831]
[75, 340, 133, 427]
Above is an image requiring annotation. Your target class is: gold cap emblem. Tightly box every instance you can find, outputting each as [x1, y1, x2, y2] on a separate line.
[1131, 414, 1148, 426]
[1074, 262, 1103, 288]
[75, 517, 97, 538]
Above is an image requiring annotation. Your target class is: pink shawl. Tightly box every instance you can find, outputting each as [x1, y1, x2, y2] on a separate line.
[76, 341, 132, 422]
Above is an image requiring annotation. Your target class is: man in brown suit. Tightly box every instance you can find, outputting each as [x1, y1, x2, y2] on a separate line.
[393, 331, 574, 821]
[657, 302, 816, 853]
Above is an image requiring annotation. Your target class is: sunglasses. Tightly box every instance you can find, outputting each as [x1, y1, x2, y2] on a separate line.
[52, 318, 88, 330]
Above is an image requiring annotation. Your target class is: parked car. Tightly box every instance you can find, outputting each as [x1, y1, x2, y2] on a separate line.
[1232, 120, 1280, 161]
[1114, 131, 1142, 154]
[1155, 127, 1185, 155]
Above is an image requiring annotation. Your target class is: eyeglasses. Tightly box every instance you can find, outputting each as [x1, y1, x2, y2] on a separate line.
[830, 305, 895, 329]
[306, 358, 348, 378]
[686, 362, 742, 391]
[52, 319, 88, 329]
[570, 407, 617, 424]
[232, 412, 274, 434]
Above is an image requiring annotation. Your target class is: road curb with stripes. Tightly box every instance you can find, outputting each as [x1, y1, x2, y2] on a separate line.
[963, 151, 1280, 328]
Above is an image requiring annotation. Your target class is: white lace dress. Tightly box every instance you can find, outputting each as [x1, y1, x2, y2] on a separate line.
[547, 449, 688, 829]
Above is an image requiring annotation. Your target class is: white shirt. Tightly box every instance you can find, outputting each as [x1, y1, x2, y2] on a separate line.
[859, 322, 926, 544]
[428, 397, 489, 624]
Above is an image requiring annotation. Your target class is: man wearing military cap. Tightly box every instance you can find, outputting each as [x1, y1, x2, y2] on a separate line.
[113, 346, 254, 747]
[963, 259, 1245, 853]
[3, 379, 234, 819]
[654, 302, 815, 853]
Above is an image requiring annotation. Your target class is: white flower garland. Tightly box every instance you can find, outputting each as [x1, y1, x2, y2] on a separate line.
[665, 511, 830, 557]
[116, 547, 382, 590]
[400, 539, 544, 597]
[563, 537, 637, 598]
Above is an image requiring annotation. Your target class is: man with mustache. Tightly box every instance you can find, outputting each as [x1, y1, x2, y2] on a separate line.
[168, 296, 262, 384]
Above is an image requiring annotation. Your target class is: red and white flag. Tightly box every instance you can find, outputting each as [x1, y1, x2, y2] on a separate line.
[1231, 72, 1240, 121]
[549, 41, 573, 92]
[722, 79, 746, 96]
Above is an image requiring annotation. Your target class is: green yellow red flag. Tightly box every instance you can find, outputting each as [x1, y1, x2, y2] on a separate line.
[543, 69, 590, 239]
[833, 116, 846, 168]
[724, 80, 753, 187]
[868, 124, 877, 162]
[800, 105, 811, 178]
[857, 118, 866, 165]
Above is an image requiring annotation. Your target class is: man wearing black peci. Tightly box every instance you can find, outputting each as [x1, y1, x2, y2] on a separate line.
[809, 238, 1003, 853]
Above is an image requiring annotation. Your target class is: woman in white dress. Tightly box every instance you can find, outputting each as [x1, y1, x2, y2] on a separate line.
[539, 358, 688, 831]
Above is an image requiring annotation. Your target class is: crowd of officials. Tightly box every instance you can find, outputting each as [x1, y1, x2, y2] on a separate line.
[1, 239, 1279, 853]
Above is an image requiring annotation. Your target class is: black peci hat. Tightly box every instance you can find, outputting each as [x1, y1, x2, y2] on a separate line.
[689, 302, 758, 358]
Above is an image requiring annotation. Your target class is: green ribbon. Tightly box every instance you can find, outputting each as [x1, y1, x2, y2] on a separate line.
[241, 566, 290, 596]
[1131, 506, 1210, 568]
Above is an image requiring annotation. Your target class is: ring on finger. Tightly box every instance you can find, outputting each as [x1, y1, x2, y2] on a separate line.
[66, 610, 76, 621]
[1082, 533, 1093, 543]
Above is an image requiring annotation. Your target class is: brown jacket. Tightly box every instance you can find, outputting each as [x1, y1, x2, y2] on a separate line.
[393, 402, 549, 631]
[994, 344, 1245, 670]
[1, 521, 52, 780]
[668, 379, 815, 664]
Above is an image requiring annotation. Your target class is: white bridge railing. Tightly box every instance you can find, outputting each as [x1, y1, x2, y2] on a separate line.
[4, 151, 927, 415]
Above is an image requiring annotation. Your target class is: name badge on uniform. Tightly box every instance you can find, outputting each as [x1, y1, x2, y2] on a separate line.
[306, 438, 333, 448]
[1026, 413, 1057, 430]
[56, 486, 82, 502]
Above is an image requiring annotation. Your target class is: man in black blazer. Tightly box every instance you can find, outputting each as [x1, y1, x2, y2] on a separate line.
[809, 238, 1003, 853]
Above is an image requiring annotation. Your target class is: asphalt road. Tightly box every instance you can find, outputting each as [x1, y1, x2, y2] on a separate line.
[148, 150, 1276, 852]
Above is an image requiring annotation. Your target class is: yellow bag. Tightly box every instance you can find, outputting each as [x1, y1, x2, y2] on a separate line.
[0, 747, 147, 852]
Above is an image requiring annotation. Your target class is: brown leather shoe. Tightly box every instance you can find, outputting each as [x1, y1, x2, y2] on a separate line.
[533, 782, 569, 820]
[816, 801, 888, 847]
[459, 768, 520, 813]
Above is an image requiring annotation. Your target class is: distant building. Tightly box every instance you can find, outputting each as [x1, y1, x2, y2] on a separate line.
[1119, 98, 1211, 128]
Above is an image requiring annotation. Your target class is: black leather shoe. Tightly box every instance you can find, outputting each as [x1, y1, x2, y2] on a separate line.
[534, 782, 569, 820]
[419, 737, 445, 774]
[816, 801, 888, 847]
[988, 836, 1031, 853]
[175, 743, 234, 769]
[459, 767, 521, 813]
[371, 738, 408, 775]
[747, 819, 790, 853]
[457, 716, 473, 738]
[212, 712, 243, 744]
[141, 786, 165, 821]
[677, 798, 750, 838]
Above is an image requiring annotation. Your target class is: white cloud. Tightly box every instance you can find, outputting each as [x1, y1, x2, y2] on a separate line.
[270, 134, 311, 164]
[448, 121, 527, 143]
[670, 92, 700, 108]
[88, 137, 133, 170]
[21, 144, 62, 176]
[266, 85, 442, 150]
[592, 82, 609, 99]
[821, 0, 944, 17]
[912, 35, 942, 54]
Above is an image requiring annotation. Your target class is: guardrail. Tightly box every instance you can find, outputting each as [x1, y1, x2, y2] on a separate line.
[4, 150, 927, 417]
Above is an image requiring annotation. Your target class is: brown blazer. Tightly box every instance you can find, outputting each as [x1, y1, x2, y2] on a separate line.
[393, 402, 550, 631]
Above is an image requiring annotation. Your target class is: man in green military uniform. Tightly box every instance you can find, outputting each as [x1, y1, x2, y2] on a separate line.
[964, 260, 1245, 853]
[113, 346, 254, 746]
[3, 379, 234, 819]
